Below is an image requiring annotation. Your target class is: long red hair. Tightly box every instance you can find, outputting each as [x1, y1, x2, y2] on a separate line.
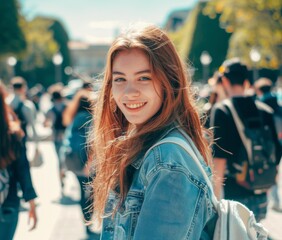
[0, 83, 22, 169]
[91, 25, 212, 221]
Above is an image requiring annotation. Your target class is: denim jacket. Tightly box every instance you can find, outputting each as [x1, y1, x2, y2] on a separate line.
[100, 126, 216, 240]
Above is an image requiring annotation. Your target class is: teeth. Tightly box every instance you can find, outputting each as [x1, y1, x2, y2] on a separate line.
[126, 103, 146, 109]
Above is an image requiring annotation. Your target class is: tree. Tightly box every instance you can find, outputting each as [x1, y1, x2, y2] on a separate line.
[0, 0, 26, 56]
[204, 0, 282, 70]
[49, 18, 72, 84]
[17, 16, 71, 87]
[169, 2, 231, 82]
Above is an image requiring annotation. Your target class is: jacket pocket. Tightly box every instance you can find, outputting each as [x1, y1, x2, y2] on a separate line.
[114, 191, 143, 240]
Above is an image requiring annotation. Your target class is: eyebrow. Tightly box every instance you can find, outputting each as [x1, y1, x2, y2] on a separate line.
[112, 69, 151, 75]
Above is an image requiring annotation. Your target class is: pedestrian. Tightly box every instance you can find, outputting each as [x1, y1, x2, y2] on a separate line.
[62, 80, 94, 127]
[61, 89, 95, 236]
[44, 87, 67, 195]
[8, 77, 38, 143]
[90, 24, 216, 239]
[210, 59, 281, 222]
[0, 82, 37, 240]
[254, 77, 282, 212]
[203, 71, 227, 128]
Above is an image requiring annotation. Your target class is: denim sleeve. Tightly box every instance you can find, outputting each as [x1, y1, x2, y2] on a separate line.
[133, 168, 210, 240]
[15, 146, 37, 202]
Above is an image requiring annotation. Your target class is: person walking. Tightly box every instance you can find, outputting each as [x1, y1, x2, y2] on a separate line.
[90, 24, 216, 239]
[61, 89, 95, 236]
[210, 59, 281, 222]
[0, 82, 37, 240]
[8, 77, 38, 143]
[254, 77, 282, 212]
[44, 88, 67, 194]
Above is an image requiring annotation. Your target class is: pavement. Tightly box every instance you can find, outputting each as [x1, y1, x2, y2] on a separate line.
[13, 117, 100, 240]
[13, 111, 282, 240]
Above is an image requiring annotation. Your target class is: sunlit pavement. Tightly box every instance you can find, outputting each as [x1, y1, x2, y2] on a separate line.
[14, 141, 87, 240]
[260, 163, 282, 240]
[13, 118, 100, 240]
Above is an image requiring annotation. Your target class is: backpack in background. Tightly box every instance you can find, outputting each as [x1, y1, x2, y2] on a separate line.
[13, 102, 27, 134]
[273, 107, 282, 146]
[224, 99, 277, 192]
[61, 111, 90, 175]
[63, 149, 85, 174]
[149, 132, 268, 240]
[52, 105, 66, 131]
[0, 169, 9, 205]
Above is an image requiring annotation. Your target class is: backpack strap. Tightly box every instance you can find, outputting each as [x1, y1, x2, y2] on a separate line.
[223, 99, 253, 166]
[254, 100, 274, 114]
[143, 129, 219, 210]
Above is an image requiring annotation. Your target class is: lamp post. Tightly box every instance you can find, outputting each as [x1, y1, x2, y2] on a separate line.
[7, 56, 17, 78]
[200, 51, 212, 82]
[249, 48, 261, 82]
[52, 52, 63, 83]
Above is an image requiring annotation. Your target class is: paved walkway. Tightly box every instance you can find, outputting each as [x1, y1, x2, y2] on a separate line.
[14, 141, 100, 240]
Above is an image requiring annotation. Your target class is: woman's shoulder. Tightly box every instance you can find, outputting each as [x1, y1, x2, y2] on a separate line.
[140, 128, 212, 184]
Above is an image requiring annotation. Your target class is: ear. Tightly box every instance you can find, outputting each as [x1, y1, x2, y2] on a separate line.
[221, 76, 231, 97]
[243, 79, 251, 90]
[221, 76, 230, 87]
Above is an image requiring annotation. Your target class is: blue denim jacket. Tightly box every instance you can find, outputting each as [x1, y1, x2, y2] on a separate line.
[100, 127, 216, 240]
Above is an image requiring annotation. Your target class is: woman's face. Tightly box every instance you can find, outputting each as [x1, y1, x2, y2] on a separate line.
[112, 49, 163, 125]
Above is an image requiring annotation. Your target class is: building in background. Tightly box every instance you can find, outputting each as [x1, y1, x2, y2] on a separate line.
[68, 41, 110, 79]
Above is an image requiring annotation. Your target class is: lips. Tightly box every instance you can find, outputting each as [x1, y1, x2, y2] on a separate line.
[124, 102, 147, 109]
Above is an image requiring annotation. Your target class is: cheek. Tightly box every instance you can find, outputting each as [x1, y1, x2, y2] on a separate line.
[155, 85, 164, 103]
[112, 86, 120, 102]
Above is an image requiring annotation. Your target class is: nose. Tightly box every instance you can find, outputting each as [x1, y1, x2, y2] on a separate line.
[124, 82, 140, 98]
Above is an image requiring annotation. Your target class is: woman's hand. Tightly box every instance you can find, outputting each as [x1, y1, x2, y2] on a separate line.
[28, 199, 37, 231]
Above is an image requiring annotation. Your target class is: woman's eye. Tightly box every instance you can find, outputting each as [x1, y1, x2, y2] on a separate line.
[113, 78, 125, 82]
[139, 76, 151, 81]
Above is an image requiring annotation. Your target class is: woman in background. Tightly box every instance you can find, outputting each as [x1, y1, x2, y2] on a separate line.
[61, 89, 95, 236]
[0, 82, 37, 240]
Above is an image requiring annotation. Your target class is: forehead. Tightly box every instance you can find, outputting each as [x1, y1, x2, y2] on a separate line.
[112, 49, 150, 72]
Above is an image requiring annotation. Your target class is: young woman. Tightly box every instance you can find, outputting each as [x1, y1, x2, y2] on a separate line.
[61, 89, 95, 235]
[0, 82, 37, 239]
[91, 24, 216, 239]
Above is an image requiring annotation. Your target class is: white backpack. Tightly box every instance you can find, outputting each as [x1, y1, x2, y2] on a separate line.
[151, 130, 268, 240]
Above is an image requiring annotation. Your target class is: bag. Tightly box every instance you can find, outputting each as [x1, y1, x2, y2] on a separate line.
[30, 145, 43, 168]
[13, 102, 27, 134]
[52, 105, 66, 131]
[64, 148, 84, 173]
[152, 132, 268, 240]
[224, 99, 277, 191]
[62, 112, 90, 174]
[0, 169, 9, 205]
[273, 107, 282, 146]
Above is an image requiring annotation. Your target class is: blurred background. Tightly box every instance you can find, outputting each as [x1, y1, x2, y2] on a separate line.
[1, 0, 282, 239]
[1, 0, 281, 88]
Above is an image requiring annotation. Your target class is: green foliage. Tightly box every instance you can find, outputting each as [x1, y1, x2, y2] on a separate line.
[204, 0, 282, 69]
[0, 0, 26, 55]
[16, 16, 71, 87]
[49, 19, 72, 84]
[20, 17, 58, 71]
[169, 2, 231, 81]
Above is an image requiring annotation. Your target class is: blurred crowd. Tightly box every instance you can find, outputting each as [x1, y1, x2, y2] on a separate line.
[0, 77, 99, 239]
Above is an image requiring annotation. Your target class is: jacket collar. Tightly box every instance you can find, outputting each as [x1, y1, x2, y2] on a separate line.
[130, 123, 179, 169]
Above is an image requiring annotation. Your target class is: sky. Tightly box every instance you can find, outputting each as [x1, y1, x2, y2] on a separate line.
[20, 0, 197, 43]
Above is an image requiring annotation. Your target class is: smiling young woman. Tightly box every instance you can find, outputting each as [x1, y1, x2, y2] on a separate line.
[90, 24, 215, 240]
